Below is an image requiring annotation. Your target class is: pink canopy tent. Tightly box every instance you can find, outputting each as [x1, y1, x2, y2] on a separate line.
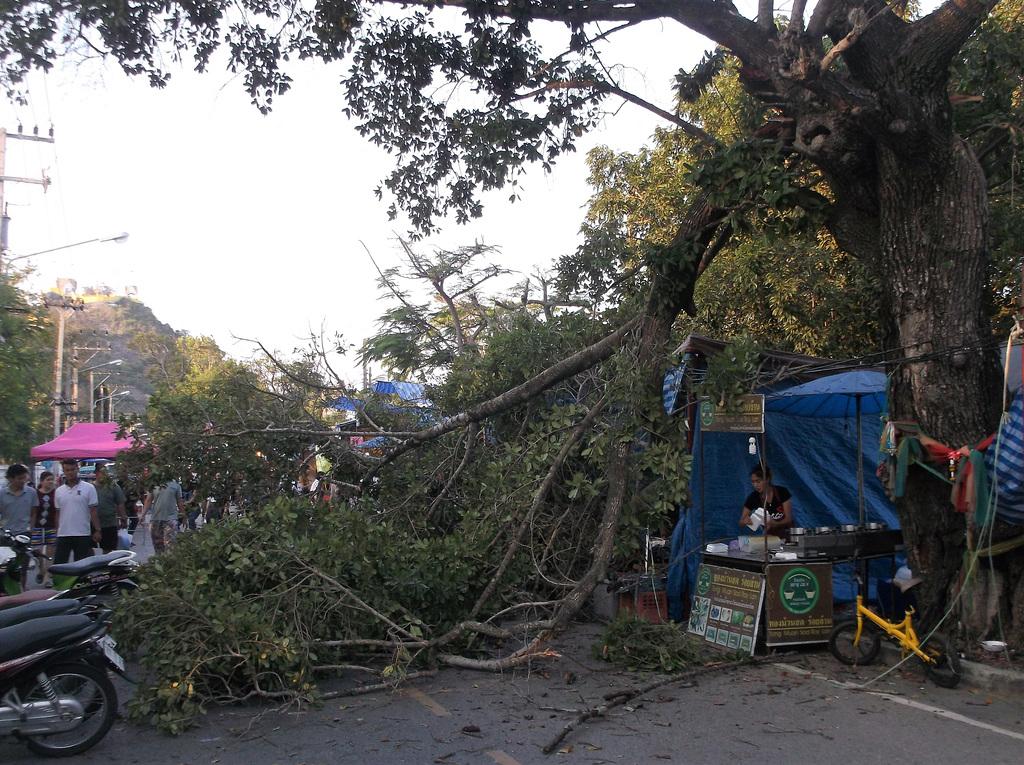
[30, 423, 139, 461]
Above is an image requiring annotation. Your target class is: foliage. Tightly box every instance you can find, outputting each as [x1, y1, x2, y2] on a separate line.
[358, 241, 507, 378]
[115, 334, 317, 500]
[950, 0, 1024, 332]
[115, 498, 523, 732]
[0, 269, 53, 461]
[592, 612, 704, 673]
[563, 56, 884, 360]
[694, 334, 760, 412]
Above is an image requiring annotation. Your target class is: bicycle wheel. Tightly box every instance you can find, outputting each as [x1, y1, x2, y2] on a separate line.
[920, 633, 962, 688]
[19, 661, 118, 757]
[829, 618, 881, 665]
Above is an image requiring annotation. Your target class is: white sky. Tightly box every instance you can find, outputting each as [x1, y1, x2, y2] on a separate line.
[0, 15, 723, 384]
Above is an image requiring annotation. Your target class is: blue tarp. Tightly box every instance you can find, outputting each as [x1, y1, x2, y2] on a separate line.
[330, 396, 364, 411]
[667, 370, 900, 620]
[765, 370, 887, 418]
[373, 380, 429, 403]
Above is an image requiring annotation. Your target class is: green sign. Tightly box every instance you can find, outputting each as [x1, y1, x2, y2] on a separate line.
[699, 395, 765, 433]
[779, 568, 819, 614]
[696, 567, 713, 596]
[765, 562, 833, 646]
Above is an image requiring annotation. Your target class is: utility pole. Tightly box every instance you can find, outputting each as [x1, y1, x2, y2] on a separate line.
[48, 295, 85, 437]
[0, 125, 54, 265]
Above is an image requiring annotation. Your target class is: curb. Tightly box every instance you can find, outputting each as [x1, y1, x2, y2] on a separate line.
[879, 642, 1024, 695]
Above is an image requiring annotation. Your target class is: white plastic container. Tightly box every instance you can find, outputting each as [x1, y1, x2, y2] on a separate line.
[739, 535, 782, 553]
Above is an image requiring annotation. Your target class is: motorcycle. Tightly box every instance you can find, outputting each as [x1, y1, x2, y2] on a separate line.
[0, 601, 130, 757]
[0, 529, 140, 605]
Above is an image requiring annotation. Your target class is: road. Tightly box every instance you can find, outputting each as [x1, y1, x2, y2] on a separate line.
[3, 619, 1023, 765]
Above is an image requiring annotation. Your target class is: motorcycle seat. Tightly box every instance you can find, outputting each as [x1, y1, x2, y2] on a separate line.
[0, 614, 96, 663]
[0, 599, 79, 630]
[0, 590, 57, 611]
[49, 550, 136, 577]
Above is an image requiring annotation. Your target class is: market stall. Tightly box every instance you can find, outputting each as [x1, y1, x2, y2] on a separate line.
[688, 525, 903, 651]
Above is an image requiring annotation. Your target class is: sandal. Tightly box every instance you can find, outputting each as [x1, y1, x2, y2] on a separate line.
[36, 573, 44, 585]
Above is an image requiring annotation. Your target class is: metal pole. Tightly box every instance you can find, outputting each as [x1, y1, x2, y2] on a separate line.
[89, 371, 95, 422]
[52, 308, 65, 437]
[70, 355, 80, 426]
[857, 396, 865, 526]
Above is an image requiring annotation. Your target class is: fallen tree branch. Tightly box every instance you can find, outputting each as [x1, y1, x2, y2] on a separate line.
[312, 618, 557, 651]
[359, 315, 642, 489]
[469, 396, 609, 617]
[320, 669, 440, 699]
[541, 651, 802, 754]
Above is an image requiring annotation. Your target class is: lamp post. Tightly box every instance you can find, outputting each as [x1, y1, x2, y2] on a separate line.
[4, 232, 130, 271]
[94, 389, 130, 422]
[71, 359, 123, 423]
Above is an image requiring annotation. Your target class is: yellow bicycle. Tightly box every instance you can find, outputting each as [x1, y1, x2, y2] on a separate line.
[828, 592, 962, 688]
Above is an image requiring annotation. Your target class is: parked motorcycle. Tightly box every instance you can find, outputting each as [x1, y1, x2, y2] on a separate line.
[0, 530, 140, 604]
[0, 601, 129, 757]
[0, 530, 47, 597]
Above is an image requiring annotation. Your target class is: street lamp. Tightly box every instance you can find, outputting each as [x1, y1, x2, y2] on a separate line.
[4, 232, 130, 270]
[75, 359, 123, 423]
[94, 389, 130, 422]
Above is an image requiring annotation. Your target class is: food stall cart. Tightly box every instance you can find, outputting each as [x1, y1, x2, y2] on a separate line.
[688, 525, 903, 652]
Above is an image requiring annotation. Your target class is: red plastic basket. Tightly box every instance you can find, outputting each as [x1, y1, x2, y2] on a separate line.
[618, 589, 669, 624]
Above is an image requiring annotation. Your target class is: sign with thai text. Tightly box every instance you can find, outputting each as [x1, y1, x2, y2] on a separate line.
[698, 394, 765, 433]
[688, 563, 765, 655]
[765, 563, 833, 646]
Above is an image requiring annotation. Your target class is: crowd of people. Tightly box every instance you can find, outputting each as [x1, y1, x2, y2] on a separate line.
[1, 457, 336, 580]
[0, 460, 236, 583]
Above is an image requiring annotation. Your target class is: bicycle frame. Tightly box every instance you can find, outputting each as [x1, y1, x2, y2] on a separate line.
[852, 594, 937, 665]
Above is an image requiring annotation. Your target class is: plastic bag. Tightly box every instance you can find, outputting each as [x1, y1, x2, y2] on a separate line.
[117, 529, 132, 550]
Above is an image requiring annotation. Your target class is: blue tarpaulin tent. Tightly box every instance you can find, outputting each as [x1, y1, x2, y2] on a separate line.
[667, 368, 900, 620]
[373, 380, 429, 403]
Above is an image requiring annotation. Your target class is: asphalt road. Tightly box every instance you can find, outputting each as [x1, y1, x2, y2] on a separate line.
[3, 620, 1023, 765]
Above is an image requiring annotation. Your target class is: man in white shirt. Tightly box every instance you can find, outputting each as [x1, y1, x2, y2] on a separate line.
[54, 458, 100, 564]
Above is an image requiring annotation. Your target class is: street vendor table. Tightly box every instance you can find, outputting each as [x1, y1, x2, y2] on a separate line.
[687, 550, 834, 652]
[688, 526, 904, 653]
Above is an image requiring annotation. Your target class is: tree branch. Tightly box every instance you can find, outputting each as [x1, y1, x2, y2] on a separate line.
[358, 315, 642, 489]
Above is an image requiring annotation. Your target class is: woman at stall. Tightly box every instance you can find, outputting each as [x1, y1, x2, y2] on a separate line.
[738, 463, 795, 540]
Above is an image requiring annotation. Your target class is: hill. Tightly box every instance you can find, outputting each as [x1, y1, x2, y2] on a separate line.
[52, 294, 178, 417]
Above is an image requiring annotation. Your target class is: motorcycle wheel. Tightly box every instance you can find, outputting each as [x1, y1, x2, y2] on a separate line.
[18, 661, 117, 757]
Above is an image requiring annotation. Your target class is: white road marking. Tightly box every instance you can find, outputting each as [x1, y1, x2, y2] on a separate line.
[403, 687, 450, 717]
[777, 663, 1024, 742]
[488, 751, 525, 765]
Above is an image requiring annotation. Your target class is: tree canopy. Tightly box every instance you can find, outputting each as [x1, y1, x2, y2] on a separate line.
[0, 267, 53, 460]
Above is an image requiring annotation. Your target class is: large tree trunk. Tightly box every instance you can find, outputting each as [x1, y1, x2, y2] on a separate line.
[796, 30, 1004, 631]
[878, 132, 1001, 626]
